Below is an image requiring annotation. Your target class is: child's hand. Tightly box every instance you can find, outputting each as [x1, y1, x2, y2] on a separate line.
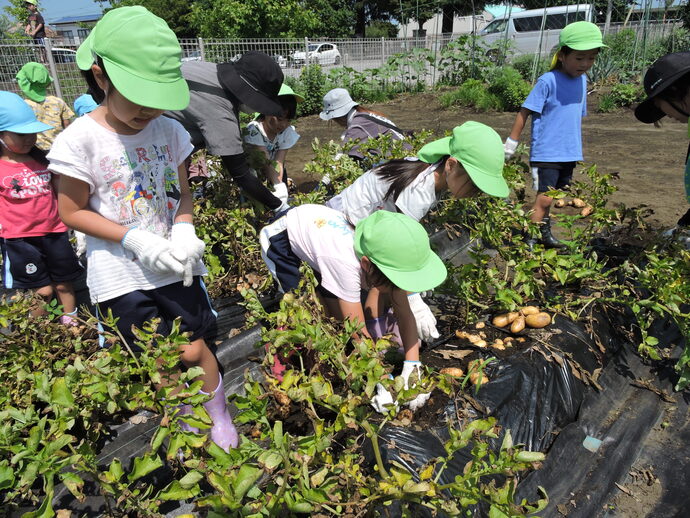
[407, 293, 440, 342]
[504, 137, 518, 160]
[122, 228, 186, 276]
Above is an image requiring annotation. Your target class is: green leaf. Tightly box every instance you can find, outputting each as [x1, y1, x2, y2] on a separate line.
[128, 454, 164, 482]
[50, 378, 75, 408]
[150, 426, 170, 453]
[232, 464, 263, 501]
[515, 450, 545, 463]
[158, 479, 200, 501]
[21, 492, 54, 518]
[258, 450, 283, 471]
[273, 420, 284, 449]
[0, 462, 15, 490]
[178, 469, 204, 489]
[60, 472, 85, 501]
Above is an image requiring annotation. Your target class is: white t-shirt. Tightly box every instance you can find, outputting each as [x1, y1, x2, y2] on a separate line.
[244, 120, 300, 160]
[48, 115, 200, 303]
[286, 204, 362, 303]
[326, 160, 438, 225]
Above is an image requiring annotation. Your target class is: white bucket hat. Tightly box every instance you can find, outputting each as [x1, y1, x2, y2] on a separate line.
[320, 88, 358, 120]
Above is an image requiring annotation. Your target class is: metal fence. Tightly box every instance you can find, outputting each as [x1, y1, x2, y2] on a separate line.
[0, 20, 684, 107]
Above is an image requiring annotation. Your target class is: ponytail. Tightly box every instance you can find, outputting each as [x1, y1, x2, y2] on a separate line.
[375, 157, 448, 202]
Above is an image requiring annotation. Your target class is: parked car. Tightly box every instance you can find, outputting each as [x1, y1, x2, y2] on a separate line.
[291, 43, 341, 67]
[51, 47, 77, 64]
[181, 50, 202, 63]
[273, 54, 287, 68]
[478, 4, 594, 57]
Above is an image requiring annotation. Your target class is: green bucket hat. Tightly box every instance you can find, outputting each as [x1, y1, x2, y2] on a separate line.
[279, 83, 304, 103]
[417, 121, 509, 198]
[76, 6, 189, 111]
[16, 62, 52, 102]
[558, 21, 606, 51]
[354, 211, 447, 293]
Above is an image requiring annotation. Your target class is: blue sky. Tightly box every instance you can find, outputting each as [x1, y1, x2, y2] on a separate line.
[0, 0, 107, 23]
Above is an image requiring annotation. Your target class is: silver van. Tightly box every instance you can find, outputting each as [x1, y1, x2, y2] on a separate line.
[479, 4, 595, 57]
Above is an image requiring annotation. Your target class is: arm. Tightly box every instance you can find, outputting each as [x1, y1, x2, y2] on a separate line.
[390, 289, 421, 361]
[220, 153, 282, 210]
[271, 148, 288, 185]
[509, 107, 532, 141]
[174, 162, 194, 224]
[31, 22, 43, 37]
[57, 176, 128, 242]
[245, 144, 282, 185]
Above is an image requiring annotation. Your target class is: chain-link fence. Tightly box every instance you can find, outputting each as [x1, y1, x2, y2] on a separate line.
[0, 17, 686, 107]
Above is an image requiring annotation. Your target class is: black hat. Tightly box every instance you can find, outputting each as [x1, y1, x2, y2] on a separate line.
[217, 51, 284, 116]
[635, 51, 690, 124]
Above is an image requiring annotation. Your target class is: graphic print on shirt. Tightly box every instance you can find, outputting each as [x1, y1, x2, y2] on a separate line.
[314, 213, 353, 237]
[99, 142, 179, 235]
[1, 166, 52, 199]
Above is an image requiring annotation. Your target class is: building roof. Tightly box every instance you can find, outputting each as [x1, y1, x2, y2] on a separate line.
[49, 14, 102, 25]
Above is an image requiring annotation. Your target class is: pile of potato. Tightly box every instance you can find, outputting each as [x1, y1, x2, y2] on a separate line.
[553, 197, 593, 217]
[455, 327, 524, 351]
[492, 306, 551, 333]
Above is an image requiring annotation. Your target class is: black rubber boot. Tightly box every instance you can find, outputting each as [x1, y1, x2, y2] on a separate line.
[539, 217, 565, 249]
[523, 231, 539, 250]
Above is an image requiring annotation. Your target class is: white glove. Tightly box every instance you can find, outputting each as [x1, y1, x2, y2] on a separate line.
[272, 182, 290, 213]
[530, 167, 539, 191]
[407, 293, 439, 342]
[122, 228, 185, 276]
[401, 360, 431, 412]
[504, 137, 518, 160]
[371, 383, 398, 414]
[170, 223, 205, 287]
[74, 231, 87, 256]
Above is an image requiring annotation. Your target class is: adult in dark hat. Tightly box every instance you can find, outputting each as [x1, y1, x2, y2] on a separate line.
[165, 51, 289, 212]
[635, 51, 690, 229]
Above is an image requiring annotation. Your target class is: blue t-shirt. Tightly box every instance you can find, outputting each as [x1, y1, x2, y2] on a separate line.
[522, 70, 587, 163]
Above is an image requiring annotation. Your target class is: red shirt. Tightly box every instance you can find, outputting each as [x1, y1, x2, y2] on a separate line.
[0, 159, 66, 238]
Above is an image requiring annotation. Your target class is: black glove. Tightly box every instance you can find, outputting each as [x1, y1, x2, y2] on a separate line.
[678, 207, 690, 227]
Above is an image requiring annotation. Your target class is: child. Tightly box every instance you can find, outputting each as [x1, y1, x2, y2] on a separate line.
[259, 205, 447, 411]
[47, 6, 237, 451]
[504, 21, 605, 248]
[320, 88, 408, 165]
[16, 62, 74, 151]
[243, 84, 302, 195]
[0, 91, 81, 324]
[326, 121, 508, 342]
[634, 51, 690, 230]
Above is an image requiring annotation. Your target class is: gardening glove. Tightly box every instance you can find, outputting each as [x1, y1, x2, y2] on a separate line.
[504, 137, 518, 160]
[272, 182, 290, 214]
[408, 293, 439, 342]
[371, 383, 398, 414]
[401, 360, 431, 412]
[170, 222, 206, 287]
[74, 230, 87, 256]
[122, 228, 186, 276]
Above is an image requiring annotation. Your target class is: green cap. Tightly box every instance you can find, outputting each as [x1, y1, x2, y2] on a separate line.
[76, 6, 189, 111]
[16, 62, 52, 102]
[558, 21, 606, 51]
[354, 211, 447, 293]
[24, 0, 37, 5]
[417, 121, 509, 198]
[279, 83, 304, 103]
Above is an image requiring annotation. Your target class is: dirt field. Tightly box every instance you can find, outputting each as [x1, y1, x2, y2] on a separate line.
[286, 90, 687, 228]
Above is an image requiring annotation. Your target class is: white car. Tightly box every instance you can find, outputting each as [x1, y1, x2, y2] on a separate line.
[291, 43, 341, 67]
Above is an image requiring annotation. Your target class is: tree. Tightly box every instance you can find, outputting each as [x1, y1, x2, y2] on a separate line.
[397, 0, 440, 34]
[190, 0, 355, 38]
[105, 0, 195, 38]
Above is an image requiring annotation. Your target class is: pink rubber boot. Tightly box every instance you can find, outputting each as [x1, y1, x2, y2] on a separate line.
[176, 403, 199, 433]
[200, 374, 239, 451]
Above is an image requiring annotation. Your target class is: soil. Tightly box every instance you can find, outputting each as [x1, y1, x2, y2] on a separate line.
[285, 89, 687, 228]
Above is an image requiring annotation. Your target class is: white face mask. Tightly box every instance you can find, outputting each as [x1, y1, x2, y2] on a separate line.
[239, 103, 256, 115]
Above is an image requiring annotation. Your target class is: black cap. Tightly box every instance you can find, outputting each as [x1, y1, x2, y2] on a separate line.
[635, 51, 690, 123]
[217, 51, 284, 116]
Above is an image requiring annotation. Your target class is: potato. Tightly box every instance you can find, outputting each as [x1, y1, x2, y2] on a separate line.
[503, 336, 514, 342]
[520, 305, 540, 316]
[469, 371, 489, 386]
[455, 330, 469, 339]
[571, 198, 586, 208]
[554, 199, 567, 208]
[467, 334, 482, 343]
[580, 205, 593, 217]
[516, 337, 526, 343]
[492, 342, 506, 351]
[510, 315, 526, 334]
[507, 311, 520, 323]
[475, 321, 485, 329]
[440, 367, 464, 377]
[492, 314, 510, 327]
[494, 339, 504, 346]
[474, 340, 488, 348]
[525, 312, 551, 328]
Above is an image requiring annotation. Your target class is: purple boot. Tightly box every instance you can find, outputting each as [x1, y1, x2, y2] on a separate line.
[200, 374, 239, 451]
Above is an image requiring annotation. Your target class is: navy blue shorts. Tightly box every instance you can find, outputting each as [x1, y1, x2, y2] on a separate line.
[97, 277, 217, 348]
[259, 215, 336, 299]
[1, 232, 83, 289]
[536, 165, 574, 193]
